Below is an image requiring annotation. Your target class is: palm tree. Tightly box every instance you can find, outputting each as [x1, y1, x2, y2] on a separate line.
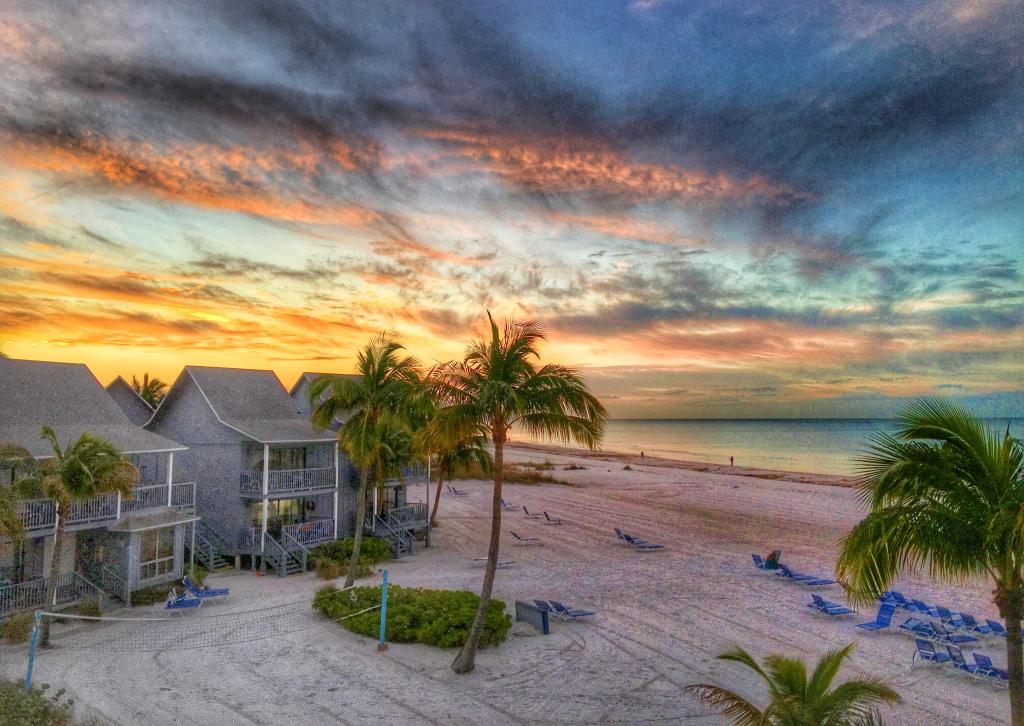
[430, 313, 606, 674]
[686, 643, 900, 725]
[131, 373, 167, 407]
[415, 413, 492, 527]
[4, 427, 136, 645]
[308, 333, 421, 588]
[836, 398, 1024, 724]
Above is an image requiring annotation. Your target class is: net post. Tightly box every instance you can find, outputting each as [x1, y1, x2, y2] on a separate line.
[377, 569, 389, 652]
[24, 610, 42, 689]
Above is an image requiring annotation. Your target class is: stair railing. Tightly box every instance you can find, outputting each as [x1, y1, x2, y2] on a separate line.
[282, 531, 310, 573]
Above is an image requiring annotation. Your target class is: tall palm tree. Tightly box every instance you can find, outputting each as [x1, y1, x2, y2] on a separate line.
[5, 427, 136, 645]
[131, 373, 167, 407]
[430, 313, 606, 674]
[686, 643, 900, 725]
[836, 399, 1024, 724]
[415, 413, 492, 527]
[308, 333, 421, 588]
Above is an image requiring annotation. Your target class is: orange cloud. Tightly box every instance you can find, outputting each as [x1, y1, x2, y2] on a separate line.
[547, 211, 704, 247]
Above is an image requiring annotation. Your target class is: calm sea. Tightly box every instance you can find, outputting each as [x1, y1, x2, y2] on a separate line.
[513, 418, 1024, 476]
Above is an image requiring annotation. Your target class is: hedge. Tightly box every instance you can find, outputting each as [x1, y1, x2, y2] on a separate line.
[313, 584, 511, 649]
[310, 537, 390, 580]
[0, 681, 73, 725]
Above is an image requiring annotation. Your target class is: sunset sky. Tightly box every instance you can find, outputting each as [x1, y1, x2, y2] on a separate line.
[0, 1, 1021, 418]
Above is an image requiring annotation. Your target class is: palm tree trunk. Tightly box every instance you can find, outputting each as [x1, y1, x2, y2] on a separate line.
[40, 502, 68, 647]
[429, 469, 445, 527]
[999, 588, 1024, 725]
[344, 467, 370, 589]
[452, 432, 503, 674]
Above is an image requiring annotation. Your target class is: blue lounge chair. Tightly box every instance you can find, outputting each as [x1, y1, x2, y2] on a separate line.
[934, 622, 978, 645]
[447, 485, 468, 496]
[162, 589, 201, 616]
[913, 639, 952, 665]
[533, 599, 554, 613]
[500, 498, 516, 511]
[776, 565, 835, 587]
[543, 511, 563, 525]
[972, 654, 1010, 686]
[946, 645, 981, 677]
[898, 617, 935, 638]
[622, 532, 664, 550]
[549, 600, 596, 620]
[808, 594, 854, 617]
[856, 603, 896, 632]
[522, 506, 543, 519]
[510, 531, 542, 546]
[183, 575, 229, 602]
[960, 614, 994, 636]
[912, 599, 941, 618]
[986, 619, 1008, 637]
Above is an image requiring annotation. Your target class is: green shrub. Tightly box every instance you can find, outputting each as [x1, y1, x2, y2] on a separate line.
[185, 564, 207, 588]
[1, 611, 35, 644]
[0, 681, 74, 725]
[311, 536, 390, 569]
[129, 583, 177, 606]
[313, 584, 511, 649]
[73, 598, 102, 618]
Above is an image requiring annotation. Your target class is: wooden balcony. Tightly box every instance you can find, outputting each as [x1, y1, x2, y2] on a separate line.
[239, 467, 336, 497]
[281, 517, 334, 547]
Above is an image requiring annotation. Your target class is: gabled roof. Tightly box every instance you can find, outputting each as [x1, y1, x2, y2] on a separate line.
[0, 359, 185, 458]
[287, 371, 360, 398]
[289, 371, 361, 430]
[182, 365, 335, 444]
[105, 375, 155, 426]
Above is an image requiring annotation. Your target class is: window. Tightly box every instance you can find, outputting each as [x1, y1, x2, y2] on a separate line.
[139, 527, 175, 581]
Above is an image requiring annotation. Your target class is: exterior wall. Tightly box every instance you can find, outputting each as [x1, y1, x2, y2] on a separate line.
[148, 376, 249, 547]
[290, 377, 314, 418]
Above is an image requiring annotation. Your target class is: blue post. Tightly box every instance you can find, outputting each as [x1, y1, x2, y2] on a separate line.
[377, 569, 389, 652]
[24, 610, 42, 689]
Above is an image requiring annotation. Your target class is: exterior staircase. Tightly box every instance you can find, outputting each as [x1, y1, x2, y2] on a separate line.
[366, 515, 413, 558]
[264, 532, 306, 577]
[188, 522, 234, 572]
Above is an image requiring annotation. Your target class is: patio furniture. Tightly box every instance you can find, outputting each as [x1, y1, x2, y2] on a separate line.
[182, 575, 229, 603]
[510, 531, 542, 546]
[543, 511, 563, 525]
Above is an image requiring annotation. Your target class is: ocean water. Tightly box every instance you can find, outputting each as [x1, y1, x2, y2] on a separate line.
[513, 418, 1024, 476]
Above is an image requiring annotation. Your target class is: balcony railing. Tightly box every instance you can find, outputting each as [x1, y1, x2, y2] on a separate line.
[0, 572, 103, 618]
[120, 482, 196, 514]
[282, 518, 334, 547]
[170, 481, 196, 512]
[239, 467, 335, 496]
[385, 503, 429, 530]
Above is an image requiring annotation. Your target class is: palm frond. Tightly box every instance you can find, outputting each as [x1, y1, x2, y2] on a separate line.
[683, 684, 770, 726]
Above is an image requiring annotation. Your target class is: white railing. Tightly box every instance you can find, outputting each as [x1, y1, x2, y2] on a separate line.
[170, 481, 196, 512]
[386, 503, 429, 529]
[282, 518, 334, 546]
[17, 500, 57, 533]
[237, 526, 263, 553]
[121, 484, 167, 513]
[66, 493, 119, 525]
[239, 467, 335, 496]
[0, 572, 103, 617]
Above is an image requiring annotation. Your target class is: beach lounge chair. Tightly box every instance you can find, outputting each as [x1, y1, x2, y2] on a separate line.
[522, 506, 543, 519]
[934, 622, 978, 644]
[856, 603, 896, 632]
[959, 614, 994, 636]
[543, 511, 563, 525]
[912, 639, 952, 665]
[614, 528, 630, 544]
[898, 617, 935, 639]
[447, 485, 468, 496]
[622, 532, 664, 550]
[972, 654, 1010, 686]
[510, 531, 542, 546]
[533, 599, 554, 613]
[182, 575, 229, 603]
[911, 599, 941, 618]
[986, 619, 1008, 637]
[500, 498, 516, 511]
[946, 645, 982, 678]
[162, 589, 201, 616]
[776, 564, 835, 587]
[549, 600, 596, 620]
[808, 594, 854, 617]
[472, 557, 516, 568]
[880, 591, 912, 609]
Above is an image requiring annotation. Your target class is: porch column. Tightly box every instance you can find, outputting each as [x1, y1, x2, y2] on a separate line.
[116, 491, 122, 520]
[260, 443, 269, 555]
[333, 443, 339, 539]
[166, 452, 175, 506]
[190, 521, 196, 571]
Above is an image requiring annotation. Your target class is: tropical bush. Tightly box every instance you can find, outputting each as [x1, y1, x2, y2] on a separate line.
[1, 610, 35, 644]
[311, 536, 390, 568]
[454, 461, 571, 486]
[0, 680, 74, 725]
[313, 584, 512, 648]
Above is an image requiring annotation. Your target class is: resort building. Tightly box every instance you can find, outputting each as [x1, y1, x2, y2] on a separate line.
[0, 359, 198, 616]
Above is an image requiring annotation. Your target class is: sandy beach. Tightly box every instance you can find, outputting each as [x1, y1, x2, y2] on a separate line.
[0, 445, 1008, 725]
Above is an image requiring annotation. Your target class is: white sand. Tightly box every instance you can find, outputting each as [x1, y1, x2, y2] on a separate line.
[0, 446, 1009, 724]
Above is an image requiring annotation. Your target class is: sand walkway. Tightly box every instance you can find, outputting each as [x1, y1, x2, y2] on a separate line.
[0, 446, 1009, 724]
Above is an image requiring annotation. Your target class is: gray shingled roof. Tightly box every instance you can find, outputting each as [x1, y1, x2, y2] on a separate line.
[287, 371, 360, 398]
[0, 359, 185, 458]
[186, 366, 335, 443]
[105, 376, 155, 427]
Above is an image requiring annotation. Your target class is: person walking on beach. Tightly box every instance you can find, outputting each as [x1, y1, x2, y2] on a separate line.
[729, 455, 734, 466]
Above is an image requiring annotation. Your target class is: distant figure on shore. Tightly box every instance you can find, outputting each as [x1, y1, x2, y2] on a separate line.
[640, 450, 644, 458]
[729, 455, 734, 466]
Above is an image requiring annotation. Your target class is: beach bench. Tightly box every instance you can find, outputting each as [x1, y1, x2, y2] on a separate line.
[510, 531, 542, 546]
[182, 575, 229, 603]
[543, 511, 563, 525]
[808, 594, 854, 617]
[522, 506, 543, 519]
[856, 603, 896, 632]
[472, 557, 516, 568]
[447, 485, 468, 496]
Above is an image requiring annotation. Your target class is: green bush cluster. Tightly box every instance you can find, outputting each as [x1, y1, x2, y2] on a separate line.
[311, 537, 390, 568]
[0, 681, 73, 725]
[129, 564, 207, 605]
[1, 611, 35, 644]
[312, 584, 511, 649]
